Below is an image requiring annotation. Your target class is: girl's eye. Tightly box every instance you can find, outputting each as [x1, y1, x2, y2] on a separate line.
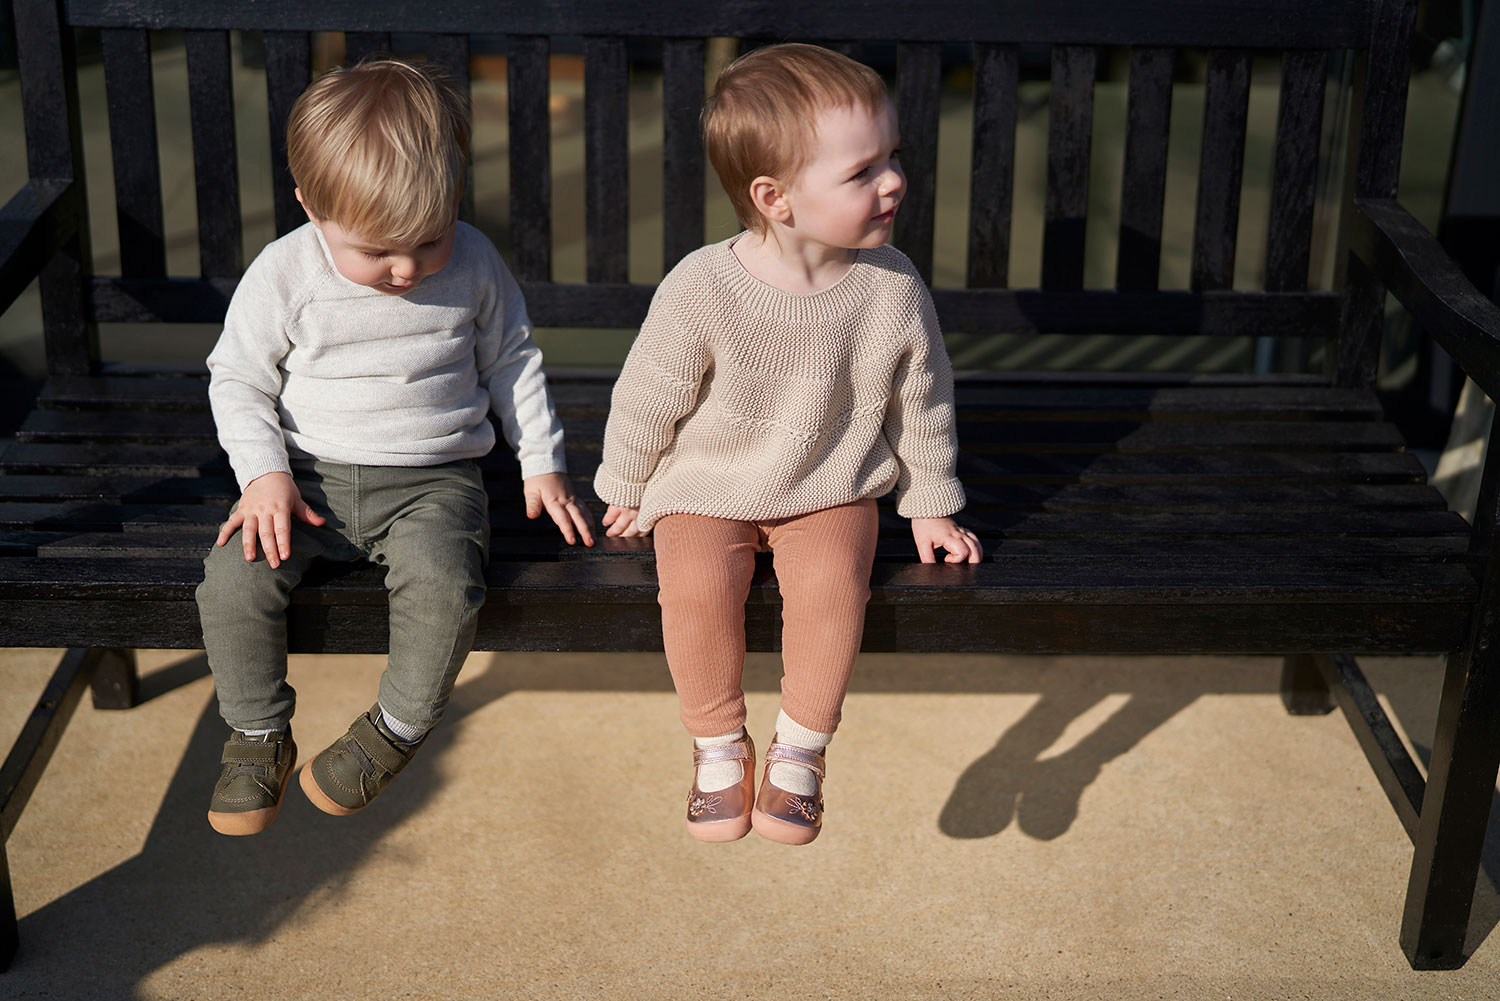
[852, 166, 871, 180]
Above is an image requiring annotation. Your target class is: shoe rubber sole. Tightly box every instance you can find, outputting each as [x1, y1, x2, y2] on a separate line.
[207, 745, 298, 836]
[751, 807, 820, 845]
[686, 814, 752, 843]
[299, 759, 364, 816]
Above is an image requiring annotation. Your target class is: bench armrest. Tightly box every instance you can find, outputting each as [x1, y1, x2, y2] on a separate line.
[0, 178, 76, 316]
[1352, 197, 1500, 401]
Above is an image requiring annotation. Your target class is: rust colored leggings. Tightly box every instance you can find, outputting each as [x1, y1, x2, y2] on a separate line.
[653, 499, 880, 737]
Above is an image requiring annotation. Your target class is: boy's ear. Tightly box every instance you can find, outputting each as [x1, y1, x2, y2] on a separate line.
[747, 175, 791, 225]
[293, 187, 319, 225]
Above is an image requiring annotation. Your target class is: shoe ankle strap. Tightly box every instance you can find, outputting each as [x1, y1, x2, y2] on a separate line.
[765, 741, 825, 778]
[693, 736, 752, 767]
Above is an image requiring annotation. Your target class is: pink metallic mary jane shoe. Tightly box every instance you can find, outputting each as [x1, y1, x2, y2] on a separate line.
[750, 738, 825, 846]
[685, 733, 755, 843]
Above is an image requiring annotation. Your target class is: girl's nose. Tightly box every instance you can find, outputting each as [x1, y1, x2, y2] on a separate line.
[879, 162, 906, 199]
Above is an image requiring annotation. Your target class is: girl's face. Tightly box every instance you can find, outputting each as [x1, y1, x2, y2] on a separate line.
[778, 99, 905, 252]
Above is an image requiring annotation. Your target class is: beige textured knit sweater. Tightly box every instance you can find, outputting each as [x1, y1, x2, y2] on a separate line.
[595, 236, 965, 531]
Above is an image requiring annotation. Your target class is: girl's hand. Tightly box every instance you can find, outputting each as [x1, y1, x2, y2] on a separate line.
[217, 471, 327, 568]
[523, 472, 596, 547]
[911, 517, 983, 564]
[602, 504, 648, 538]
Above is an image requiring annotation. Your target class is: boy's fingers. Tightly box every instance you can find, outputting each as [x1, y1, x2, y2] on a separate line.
[525, 493, 543, 519]
[274, 510, 292, 560]
[545, 499, 577, 545]
[296, 500, 326, 526]
[217, 511, 244, 547]
[568, 504, 595, 547]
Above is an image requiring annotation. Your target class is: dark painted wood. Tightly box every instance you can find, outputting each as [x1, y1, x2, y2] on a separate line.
[662, 38, 705, 272]
[64, 0, 1374, 47]
[89, 647, 139, 709]
[1, 843, 13, 971]
[15, 0, 97, 376]
[584, 37, 629, 284]
[967, 44, 1018, 288]
[1315, 653, 1425, 838]
[1352, 198, 1500, 402]
[1191, 49, 1251, 291]
[101, 29, 167, 278]
[343, 31, 391, 64]
[894, 42, 942, 284]
[507, 36, 552, 283]
[1041, 46, 1095, 291]
[185, 30, 243, 278]
[1265, 50, 1329, 292]
[0, 180, 74, 313]
[1280, 652, 1334, 715]
[0, 649, 97, 841]
[425, 33, 475, 225]
[263, 31, 312, 238]
[1116, 47, 1173, 291]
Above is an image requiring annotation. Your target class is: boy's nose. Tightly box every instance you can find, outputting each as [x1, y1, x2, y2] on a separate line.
[390, 256, 419, 279]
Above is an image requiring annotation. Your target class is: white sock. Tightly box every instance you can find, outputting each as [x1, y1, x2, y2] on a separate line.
[234, 727, 279, 739]
[693, 727, 746, 793]
[769, 708, 832, 796]
[379, 705, 427, 744]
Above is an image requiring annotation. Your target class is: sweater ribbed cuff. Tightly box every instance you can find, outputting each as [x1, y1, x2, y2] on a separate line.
[233, 451, 293, 493]
[894, 479, 967, 520]
[519, 451, 568, 480]
[591, 467, 646, 508]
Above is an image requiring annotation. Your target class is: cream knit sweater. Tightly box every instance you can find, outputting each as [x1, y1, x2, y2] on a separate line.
[595, 236, 965, 531]
[207, 221, 566, 491]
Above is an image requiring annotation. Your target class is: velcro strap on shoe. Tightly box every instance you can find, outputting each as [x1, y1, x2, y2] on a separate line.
[765, 742, 825, 778]
[693, 740, 751, 767]
[349, 715, 412, 775]
[221, 741, 282, 766]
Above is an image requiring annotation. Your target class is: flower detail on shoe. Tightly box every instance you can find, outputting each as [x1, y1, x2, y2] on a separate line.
[687, 792, 724, 818]
[784, 795, 822, 822]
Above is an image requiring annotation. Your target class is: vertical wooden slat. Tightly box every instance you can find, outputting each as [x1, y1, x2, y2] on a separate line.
[101, 29, 166, 278]
[1042, 46, 1096, 292]
[1116, 46, 1174, 291]
[967, 44, 1018, 289]
[344, 32, 391, 65]
[662, 37, 706, 273]
[894, 42, 941, 285]
[185, 30, 242, 278]
[1265, 50, 1330, 292]
[585, 36, 629, 284]
[264, 31, 312, 238]
[14, 0, 97, 376]
[426, 33, 475, 225]
[507, 35, 551, 283]
[1191, 49, 1251, 291]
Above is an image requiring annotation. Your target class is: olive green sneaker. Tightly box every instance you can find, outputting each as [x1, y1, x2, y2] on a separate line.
[299, 705, 422, 816]
[207, 729, 297, 836]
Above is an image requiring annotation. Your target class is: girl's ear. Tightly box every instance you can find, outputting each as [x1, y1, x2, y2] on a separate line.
[747, 175, 792, 226]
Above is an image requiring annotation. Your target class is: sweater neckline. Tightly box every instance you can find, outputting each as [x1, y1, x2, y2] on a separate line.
[712, 234, 879, 323]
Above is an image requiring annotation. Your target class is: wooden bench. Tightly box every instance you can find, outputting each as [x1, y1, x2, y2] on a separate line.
[4, 0, 1500, 972]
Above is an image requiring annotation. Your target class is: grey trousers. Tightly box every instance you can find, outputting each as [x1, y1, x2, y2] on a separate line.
[196, 459, 489, 732]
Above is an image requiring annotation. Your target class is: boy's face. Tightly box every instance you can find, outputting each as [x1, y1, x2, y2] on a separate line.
[777, 99, 904, 251]
[298, 191, 455, 295]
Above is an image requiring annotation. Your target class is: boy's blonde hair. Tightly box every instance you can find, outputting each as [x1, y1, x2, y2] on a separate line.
[287, 59, 469, 246]
[702, 43, 890, 235]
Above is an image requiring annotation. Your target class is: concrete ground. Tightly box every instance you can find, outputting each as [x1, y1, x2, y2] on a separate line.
[4, 647, 1499, 1000]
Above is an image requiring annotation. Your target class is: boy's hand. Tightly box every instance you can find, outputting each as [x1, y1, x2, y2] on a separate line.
[602, 504, 647, 538]
[217, 471, 327, 568]
[911, 517, 983, 564]
[524, 472, 595, 546]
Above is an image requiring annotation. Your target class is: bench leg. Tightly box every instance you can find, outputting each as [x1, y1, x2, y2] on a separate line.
[1400, 644, 1500, 969]
[1280, 653, 1334, 715]
[1, 843, 15, 971]
[89, 648, 138, 710]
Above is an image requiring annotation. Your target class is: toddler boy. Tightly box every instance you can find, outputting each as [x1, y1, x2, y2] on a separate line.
[197, 59, 593, 836]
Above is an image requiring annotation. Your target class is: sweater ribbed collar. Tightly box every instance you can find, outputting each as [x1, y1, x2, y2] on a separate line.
[710, 234, 881, 324]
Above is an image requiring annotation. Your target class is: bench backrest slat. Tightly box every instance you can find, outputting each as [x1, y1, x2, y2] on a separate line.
[1041, 46, 1096, 292]
[263, 31, 311, 239]
[1265, 50, 1331, 293]
[506, 35, 552, 283]
[343, 32, 391, 66]
[1191, 50, 1252, 292]
[100, 28, 166, 278]
[966, 43, 1019, 289]
[893, 42, 942, 285]
[184, 30, 243, 279]
[661, 38, 707, 273]
[583, 36, 630, 284]
[1116, 46, 1174, 292]
[424, 32, 476, 225]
